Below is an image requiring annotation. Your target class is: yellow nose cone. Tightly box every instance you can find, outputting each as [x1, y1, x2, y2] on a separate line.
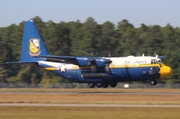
[160, 65, 172, 79]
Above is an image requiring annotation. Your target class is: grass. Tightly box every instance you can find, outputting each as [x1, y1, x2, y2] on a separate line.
[0, 106, 180, 119]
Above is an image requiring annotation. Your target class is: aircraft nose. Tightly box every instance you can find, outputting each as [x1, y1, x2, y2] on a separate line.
[160, 65, 172, 79]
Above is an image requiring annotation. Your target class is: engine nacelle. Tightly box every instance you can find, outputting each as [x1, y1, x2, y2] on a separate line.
[94, 58, 112, 73]
[76, 57, 112, 73]
[94, 58, 112, 67]
[76, 57, 93, 66]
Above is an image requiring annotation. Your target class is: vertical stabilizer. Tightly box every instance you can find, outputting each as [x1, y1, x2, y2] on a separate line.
[20, 20, 49, 62]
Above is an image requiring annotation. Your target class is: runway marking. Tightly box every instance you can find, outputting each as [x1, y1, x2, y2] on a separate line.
[0, 103, 180, 108]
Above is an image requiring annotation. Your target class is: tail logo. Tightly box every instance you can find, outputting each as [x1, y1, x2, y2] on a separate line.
[29, 38, 41, 56]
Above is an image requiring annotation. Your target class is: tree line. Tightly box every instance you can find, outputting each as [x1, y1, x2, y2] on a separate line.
[0, 16, 179, 84]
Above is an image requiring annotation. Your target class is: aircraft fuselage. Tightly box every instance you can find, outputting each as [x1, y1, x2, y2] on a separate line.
[39, 56, 172, 84]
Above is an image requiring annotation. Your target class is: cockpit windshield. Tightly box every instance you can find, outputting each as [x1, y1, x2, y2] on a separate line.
[158, 60, 162, 63]
[151, 59, 162, 64]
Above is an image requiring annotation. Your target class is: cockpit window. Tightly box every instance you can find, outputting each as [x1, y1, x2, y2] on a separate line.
[151, 59, 162, 64]
[158, 60, 162, 63]
[151, 59, 158, 64]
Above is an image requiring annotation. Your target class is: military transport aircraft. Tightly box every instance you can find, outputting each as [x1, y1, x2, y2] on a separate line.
[4, 20, 172, 88]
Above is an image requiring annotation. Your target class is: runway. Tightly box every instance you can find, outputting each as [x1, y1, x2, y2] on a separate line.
[0, 103, 180, 107]
[0, 90, 179, 107]
[0, 92, 180, 95]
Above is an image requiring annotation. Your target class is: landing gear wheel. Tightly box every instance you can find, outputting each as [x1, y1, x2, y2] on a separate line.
[150, 80, 157, 85]
[110, 82, 117, 88]
[103, 83, 109, 88]
[96, 83, 103, 88]
[88, 83, 95, 88]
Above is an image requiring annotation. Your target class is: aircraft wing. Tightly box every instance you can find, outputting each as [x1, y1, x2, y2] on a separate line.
[38, 55, 80, 65]
[38, 55, 111, 67]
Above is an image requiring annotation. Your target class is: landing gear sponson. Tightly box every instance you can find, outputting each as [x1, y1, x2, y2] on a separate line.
[88, 82, 117, 88]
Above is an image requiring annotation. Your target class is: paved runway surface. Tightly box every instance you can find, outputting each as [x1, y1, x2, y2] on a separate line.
[0, 91, 179, 107]
[0, 92, 180, 95]
[0, 103, 180, 107]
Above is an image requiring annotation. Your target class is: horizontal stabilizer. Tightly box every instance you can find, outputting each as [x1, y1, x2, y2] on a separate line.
[38, 55, 78, 59]
[3, 62, 38, 65]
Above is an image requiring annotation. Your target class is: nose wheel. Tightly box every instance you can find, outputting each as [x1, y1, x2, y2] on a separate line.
[150, 80, 157, 85]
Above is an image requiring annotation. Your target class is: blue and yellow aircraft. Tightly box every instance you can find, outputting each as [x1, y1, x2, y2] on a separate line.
[4, 20, 172, 88]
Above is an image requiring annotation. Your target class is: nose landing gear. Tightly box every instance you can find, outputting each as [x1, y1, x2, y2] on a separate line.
[150, 80, 157, 85]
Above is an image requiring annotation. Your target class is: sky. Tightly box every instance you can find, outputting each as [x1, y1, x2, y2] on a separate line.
[0, 0, 180, 27]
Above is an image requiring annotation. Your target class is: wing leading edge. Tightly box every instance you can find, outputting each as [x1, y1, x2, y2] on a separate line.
[38, 55, 80, 65]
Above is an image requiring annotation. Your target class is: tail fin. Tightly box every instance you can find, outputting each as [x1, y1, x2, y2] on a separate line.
[20, 20, 49, 62]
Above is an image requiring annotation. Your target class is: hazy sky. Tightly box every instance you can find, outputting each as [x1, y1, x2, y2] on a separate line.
[1, 0, 180, 27]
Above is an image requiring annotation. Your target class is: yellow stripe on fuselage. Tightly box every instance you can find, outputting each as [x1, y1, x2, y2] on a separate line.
[110, 64, 159, 68]
[44, 64, 159, 71]
[44, 67, 57, 70]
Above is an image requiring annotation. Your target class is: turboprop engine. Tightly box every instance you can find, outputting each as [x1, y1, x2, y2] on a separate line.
[76, 57, 112, 73]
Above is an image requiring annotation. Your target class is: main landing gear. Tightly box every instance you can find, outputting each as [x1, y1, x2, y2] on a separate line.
[150, 80, 157, 85]
[88, 83, 96, 88]
[88, 82, 117, 88]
